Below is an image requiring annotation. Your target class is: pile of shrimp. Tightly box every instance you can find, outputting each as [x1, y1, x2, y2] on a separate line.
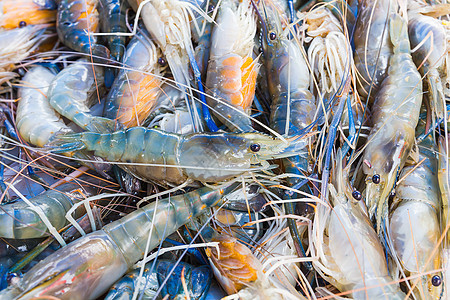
[0, 0, 449, 298]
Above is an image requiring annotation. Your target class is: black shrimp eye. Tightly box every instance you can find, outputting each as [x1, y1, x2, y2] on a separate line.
[250, 144, 261, 152]
[432, 275, 442, 286]
[157, 57, 167, 67]
[372, 174, 381, 184]
[6, 273, 19, 284]
[352, 190, 362, 201]
[19, 21, 27, 28]
[269, 31, 277, 41]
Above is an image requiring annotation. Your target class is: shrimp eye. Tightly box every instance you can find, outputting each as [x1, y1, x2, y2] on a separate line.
[352, 190, 362, 200]
[250, 144, 261, 152]
[157, 57, 167, 67]
[432, 275, 441, 286]
[372, 174, 380, 184]
[19, 21, 27, 28]
[269, 31, 277, 41]
[6, 273, 19, 285]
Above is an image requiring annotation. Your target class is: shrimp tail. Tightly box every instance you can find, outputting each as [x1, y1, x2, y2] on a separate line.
[389, 13, 409, 52]
[46, 133, 87, 153]
[86, 116, 120, 133]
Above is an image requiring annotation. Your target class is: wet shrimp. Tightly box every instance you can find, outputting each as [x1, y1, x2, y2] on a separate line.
[388, 136, 444, 299]
[205, 0, 259, 132]
[104, 27, 164, 128]
[362, 13, 422, 232]
[57, 0, 110, 60]
[312, 153, 406, 299]
[47, 59, 118, 132]
[0, 184, 237, 299]
[47, 127, 299, 186]
[0, 0, 56, 30]
[353, 0, 396, 99]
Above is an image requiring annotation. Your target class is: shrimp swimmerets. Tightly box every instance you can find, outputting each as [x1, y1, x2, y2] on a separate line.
[0, 184, 237, 299]
[47, 127, 299, 185]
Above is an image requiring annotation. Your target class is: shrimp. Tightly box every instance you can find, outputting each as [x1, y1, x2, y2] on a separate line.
[16, 66, 67, 148]
[0, 24, 52, 84]
[206, 234, 305, 299]
[362, 13, 422, 232]
[262, 0, 315, 259]
[48, 127, 298, 185]
[0, 0, 56, 30]
[104, 28, 164, 128]
[105, 259, 211, 300]
[47, 59, 118, 133]
[408, 1, 450, 124]
[312, 153, 406, 299]
[0, 177, 103, 239]
[0, 184, 237, 299]
[353, 0, 396, 100]
[387, 136, 444, 299]
[205, 0, 259, 132]
[57, 0, 110, 60]
[98, 0, 128, 65]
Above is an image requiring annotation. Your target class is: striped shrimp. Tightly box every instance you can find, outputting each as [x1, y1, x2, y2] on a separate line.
[353, 0, 396, 100]
[0, 184, 237, 299]
[0, 24, 52, 84]
[0, 177, 103, 239]
[362, 13, 422, 231]
[205, 0, 259, 132]
[57, 0, 110, 60]
[312, 153, 406, 299]
[47, 59, 118, 133]
[408, 1, 450, 124]
[104, 27, 164, 128]
[47, 127, 299, 186]
[0, 0, 56, 30]
[387, 136, 444, 299]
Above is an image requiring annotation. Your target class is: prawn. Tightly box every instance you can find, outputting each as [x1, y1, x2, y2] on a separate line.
[57, 0, 110, 61]
[205, 0, 259, 132]
[47, 59, 118, 133]
[0, 184, 237, 299]
[353, 0, 396, 100]
[104, 27, 164, 128]
[408, 1, 450, 125]
[362, 12, 422, 232]
[387, 136, 444, 299]
[0, 177, 104, 239]
[312, 152, 406, 299]
[47, 127, 298, 186]
[0, 0, 56, 30]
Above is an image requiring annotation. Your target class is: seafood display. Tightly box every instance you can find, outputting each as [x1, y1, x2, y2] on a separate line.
[0, 0, 449, 299]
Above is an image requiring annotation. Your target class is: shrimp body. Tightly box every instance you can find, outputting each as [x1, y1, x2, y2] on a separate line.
[16, 66, 68, 148]
[205, 0, 259, 132]
[0, 0, 56, 30]
[57, 0, 110, 60]
[48, 127, 295, 185]
[0, 185, 235, 300]
[104, 29, 162, 128]
[48, 59, 117, 132]
[388, 139, 443, 299]
[0, 179, 100, 239]
[439, 137, 450, 299]
[353, 0, 395, 99]
[362, 14, 422, 230]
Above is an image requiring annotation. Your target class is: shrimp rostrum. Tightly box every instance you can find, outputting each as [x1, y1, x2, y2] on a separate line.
[47, 127, 299, 186]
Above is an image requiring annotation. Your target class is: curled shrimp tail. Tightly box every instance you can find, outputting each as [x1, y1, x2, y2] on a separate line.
[46, 132, 87, 153]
